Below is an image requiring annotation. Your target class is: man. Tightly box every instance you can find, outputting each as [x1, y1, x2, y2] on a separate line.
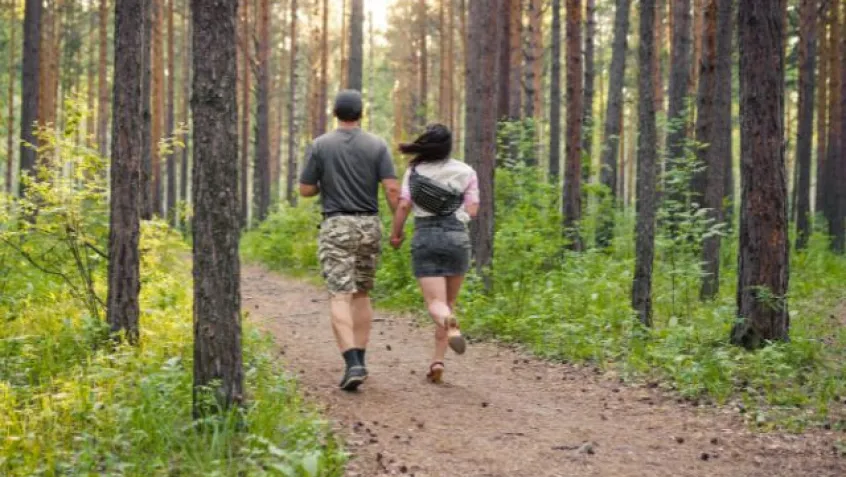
[299, 90, 400, 391]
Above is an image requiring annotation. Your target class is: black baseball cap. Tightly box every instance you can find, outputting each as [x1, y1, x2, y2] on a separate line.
[333, 90, 363, 122]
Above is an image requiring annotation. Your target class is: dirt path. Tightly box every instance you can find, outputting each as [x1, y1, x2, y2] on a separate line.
[243, 265, 845, 477]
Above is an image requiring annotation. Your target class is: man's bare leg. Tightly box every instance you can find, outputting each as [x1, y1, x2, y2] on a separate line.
[351, 291, 373, 373]
[330, 293, 356, 352]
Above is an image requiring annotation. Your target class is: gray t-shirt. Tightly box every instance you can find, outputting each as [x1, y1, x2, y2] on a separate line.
[300, 128, 396, 214]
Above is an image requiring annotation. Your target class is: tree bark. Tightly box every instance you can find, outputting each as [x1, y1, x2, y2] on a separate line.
[286, 0, 298, 206]
[152, 0, 164, 216]
[549, 0, 561, 180]
[531, 0, 543, 120]
[340, 0, 347, 89]
[665, 0, 692, 184]
[563, 0, 584, 250]
[141, 0, 153, 219]
[253, 0, 270, 222]
[19, 0, 41, 196]
[318, 0, 328, 135]
[732, 0, 790, 349]
[191, 0, 243, 417]
[347, 0, 363, 91]
[794, 0, 817, 250]
[696, 0, 725, 299]
[824, 0, 841, 248]
[815, 4, 828, 215]
[107, 0, 143, 344]
[496, 0, 511, 121]
[834, 0, 846, 253]
[6, 0, 16, 194]
[508, 0, 522, 120]
[97, 0, 109, 156]
[632, 0, 658, 326]
[239, 0, 250, 226]
[596, 0, 631, 247]
[166, 0, 176, 224]
[718, 0, 734, 226]
[466, 0, 498, 289]
[581, 0, 597, 169]
[439, 0, 447, 122]
[86, 0, 96, 145]
[180, 0, 190, 205]
[417, 0, 428, 127]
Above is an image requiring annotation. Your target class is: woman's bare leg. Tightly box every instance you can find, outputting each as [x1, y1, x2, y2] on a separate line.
[418, 277, 450, 365]
[446, 275, 465, 313]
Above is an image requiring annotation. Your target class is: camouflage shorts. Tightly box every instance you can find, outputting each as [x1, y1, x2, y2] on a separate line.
[318, 215, 383, 295]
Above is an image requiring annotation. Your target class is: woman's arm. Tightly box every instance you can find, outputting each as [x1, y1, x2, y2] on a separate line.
[464, 170, 480, 219]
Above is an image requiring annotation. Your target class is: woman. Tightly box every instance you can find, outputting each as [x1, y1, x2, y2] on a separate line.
[390, 124, 479, 384]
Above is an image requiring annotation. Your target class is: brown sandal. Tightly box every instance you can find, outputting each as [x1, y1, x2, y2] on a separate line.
[445, 317, 466, 355]
[427, 361, 445, 384]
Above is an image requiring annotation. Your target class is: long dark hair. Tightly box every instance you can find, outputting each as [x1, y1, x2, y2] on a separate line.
[399, 123, 452, 166]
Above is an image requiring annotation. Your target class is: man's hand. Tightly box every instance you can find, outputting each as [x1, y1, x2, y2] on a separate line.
[299, 183, 319, 197]
[382, 179, 401, 213]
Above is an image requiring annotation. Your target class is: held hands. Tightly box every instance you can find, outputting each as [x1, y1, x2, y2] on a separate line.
[390, 232, 405, 249]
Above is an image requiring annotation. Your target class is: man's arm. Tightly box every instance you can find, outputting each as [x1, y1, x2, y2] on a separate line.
[299, 144, 321, 197]
[382, 178, 400, 213]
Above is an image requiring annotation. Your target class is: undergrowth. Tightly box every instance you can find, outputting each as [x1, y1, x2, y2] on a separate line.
[1, 117, 345, 476]
[244, 167, 846, 432]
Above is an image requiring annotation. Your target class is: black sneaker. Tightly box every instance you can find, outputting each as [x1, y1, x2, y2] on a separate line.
[339, 365, 367, 392]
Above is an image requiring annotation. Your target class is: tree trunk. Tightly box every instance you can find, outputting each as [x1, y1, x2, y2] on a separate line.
[191, 0, 244, 417]
[286, 0, 298, 206]
[239, 0, 250, 226]
[581, 0, 597, 172]
[253, 0, 270, 222]
[180, 0, 190, 206]
[815, 4, 828, 215]
[653, 0, 666, 118]
[166, 0, 176, 224]
[446, 0, 455, 131]
[107, 0, 143, 344]
[691, 0, 704, 94]
[596, 0, 631, 247]
[732, 0, 789, 349]
[466, 0, 498, 289]
[794, 0, 817, 250]
[834, 1, 846, 254]
[508, 0, 522, 120]
[439, 0, 447, 122]
[141, 0, 153, 219]
[718, 0, 734, 227]
[417, 0, 428, 127]
[496, 0, 511, 121]
[665, 0, 692, 184]
[86, 0, 95, 145]
[523, 0, 542, 166]
[152, 0, 164, 216]
[19, 0, 41, 196]
[347, 0, 363, 91]
[37, 1, 54, 131]
[549, 0, 561, 180]
[318, 0, 328, 135]
[531, 0, 543, 120]
[6, 0, 16, 194]
[563, 0, 583, 251]
[340, 0, 347, 89]
[632, 0, 658, 326]
[696, 0, 725, 299]
[97, 0, 109, 156]
[824, 0, 841, 247]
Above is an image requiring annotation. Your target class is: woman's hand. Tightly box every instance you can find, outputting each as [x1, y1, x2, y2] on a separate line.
[390, 233, 405, 249]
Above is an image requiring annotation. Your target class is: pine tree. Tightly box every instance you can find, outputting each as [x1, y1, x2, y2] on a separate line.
[286, 0, 298, 206]
[632, 0, 658, 326]
[563, 0, 584, 250]
[253, 0, 271, 222]
[347, 0, 363, 91]
[549, 0, 562, 180]
[107, 0, 144, 344]
[6, 0, 16, 194]
[191, 0, 244, 417]
[732, 0, 790, 349]
[19, 0, 42, 195]
[794, 0, 818, 250]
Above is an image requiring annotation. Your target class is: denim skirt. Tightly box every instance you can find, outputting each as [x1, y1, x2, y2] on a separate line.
[411, 216, 471, 278]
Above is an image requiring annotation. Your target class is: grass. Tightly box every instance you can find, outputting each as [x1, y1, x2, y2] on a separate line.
[1, 223, 346, 476]
[243, 168, 846, 432]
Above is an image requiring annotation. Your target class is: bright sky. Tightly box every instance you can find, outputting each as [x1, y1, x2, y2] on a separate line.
[366, 0, 396, 32]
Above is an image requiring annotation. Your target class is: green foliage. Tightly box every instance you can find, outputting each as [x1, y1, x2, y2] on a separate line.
[247, 167, 846, 431]
[1, 126, 345, 476]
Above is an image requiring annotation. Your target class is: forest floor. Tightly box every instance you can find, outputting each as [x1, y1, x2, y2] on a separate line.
[243, 264, 846, 477]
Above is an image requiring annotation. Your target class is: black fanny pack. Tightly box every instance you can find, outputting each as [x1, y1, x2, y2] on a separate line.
[409, 167, 465, 216]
